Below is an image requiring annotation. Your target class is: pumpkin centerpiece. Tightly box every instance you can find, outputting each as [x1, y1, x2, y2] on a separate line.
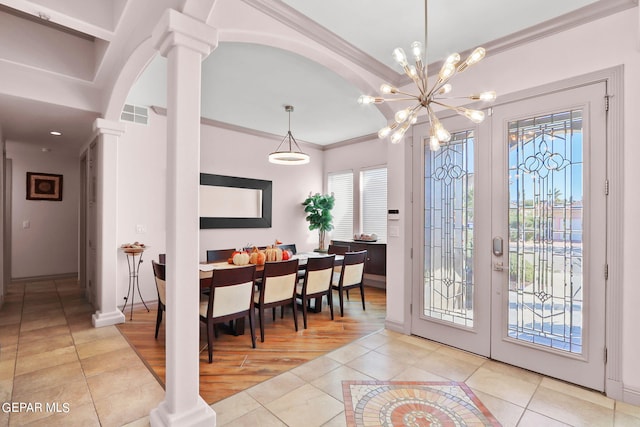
[230, 250, 250, 266]
[264, 245, 283, 262]
[248, 246, 266, 265]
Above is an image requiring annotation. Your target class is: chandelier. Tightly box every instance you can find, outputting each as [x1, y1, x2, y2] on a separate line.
[268, 105, 310, 165]
[358, 1, 496, 151]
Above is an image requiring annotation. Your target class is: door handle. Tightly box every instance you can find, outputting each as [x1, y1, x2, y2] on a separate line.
[492, 237, 503, 257]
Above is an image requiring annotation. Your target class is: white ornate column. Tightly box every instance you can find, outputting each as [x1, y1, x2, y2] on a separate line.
[92, 118, 126, 327]
[150, 9, 218, 427]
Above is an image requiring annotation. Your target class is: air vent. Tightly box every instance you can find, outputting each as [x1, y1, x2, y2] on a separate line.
[121, 104, 148, 125]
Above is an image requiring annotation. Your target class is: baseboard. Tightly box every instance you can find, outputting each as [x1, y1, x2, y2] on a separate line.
[384, 318, 406, 334]
[11, 272, 78, 282]
[623, 384, 640, 406]
[364, 274, 386, 289]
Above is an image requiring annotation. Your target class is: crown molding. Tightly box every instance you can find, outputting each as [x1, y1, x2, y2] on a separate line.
[477, 0, 637, 61]
[240, 0, 405, 86]
[150, 105, 320, 151]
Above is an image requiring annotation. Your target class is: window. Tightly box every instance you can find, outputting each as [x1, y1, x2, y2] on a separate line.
[360, 167, 387, 241]
[328, 171, 353, 240]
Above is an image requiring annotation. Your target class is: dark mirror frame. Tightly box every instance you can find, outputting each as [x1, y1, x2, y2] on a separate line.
[199, 173, 272, 229]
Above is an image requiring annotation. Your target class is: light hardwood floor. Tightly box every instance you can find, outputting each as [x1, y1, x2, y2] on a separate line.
[116, 284, 387, 404]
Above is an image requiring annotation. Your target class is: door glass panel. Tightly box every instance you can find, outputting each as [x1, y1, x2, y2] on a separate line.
[424, 130, 474, 327]
[508, 110, 583, 354]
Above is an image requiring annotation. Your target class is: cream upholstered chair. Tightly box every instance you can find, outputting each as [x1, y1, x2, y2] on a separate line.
[199, 264, 257, 363]
[151, 260, 166, 339]
[296, 255, 335, 329]
[254, 259, 299, 342]
[331, 250, 367, 317]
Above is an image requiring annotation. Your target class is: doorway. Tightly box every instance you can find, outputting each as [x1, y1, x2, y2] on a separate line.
[411, 81, 607, 391]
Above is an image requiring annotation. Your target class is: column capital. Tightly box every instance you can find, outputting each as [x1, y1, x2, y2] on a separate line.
[153, 9, 218, 58]
[93, 118, 126, 137]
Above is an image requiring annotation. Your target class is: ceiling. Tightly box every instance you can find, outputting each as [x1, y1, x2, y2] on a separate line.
[0, 0, 634, 153]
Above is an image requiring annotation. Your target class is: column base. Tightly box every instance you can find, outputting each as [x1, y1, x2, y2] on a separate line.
[150, 397, 216, 427]
[92, 309, 125, 327]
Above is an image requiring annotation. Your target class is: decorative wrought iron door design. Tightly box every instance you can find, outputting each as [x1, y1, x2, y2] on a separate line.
[507, 111, 584, 353]
[424, 130, 474, 327]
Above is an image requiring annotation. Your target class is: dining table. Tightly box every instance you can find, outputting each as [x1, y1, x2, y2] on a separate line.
[198, 252, 343, 335]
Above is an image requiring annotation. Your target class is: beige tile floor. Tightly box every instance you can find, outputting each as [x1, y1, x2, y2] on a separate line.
[1, 278, 640, 426]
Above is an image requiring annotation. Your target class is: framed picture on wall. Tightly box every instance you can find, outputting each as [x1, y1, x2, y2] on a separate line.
[26, 172, 63, 201]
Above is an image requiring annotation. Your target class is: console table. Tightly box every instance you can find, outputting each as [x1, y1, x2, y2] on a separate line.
[331, 240, 386, 286]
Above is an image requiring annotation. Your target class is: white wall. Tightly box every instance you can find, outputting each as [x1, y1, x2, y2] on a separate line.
[6, 142, 79, 278]
[115, 110, 324, 307]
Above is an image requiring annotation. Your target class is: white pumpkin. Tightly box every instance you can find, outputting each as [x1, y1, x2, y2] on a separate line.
[232, 252, 250, 266]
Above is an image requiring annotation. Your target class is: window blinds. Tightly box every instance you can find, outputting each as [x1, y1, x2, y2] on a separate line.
[360, 167, 387, 241]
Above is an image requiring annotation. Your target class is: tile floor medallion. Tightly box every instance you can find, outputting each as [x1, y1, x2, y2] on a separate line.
[342, 380, 501, 427]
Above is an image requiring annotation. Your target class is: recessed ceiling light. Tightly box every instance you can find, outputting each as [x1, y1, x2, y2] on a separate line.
[50, 131, 62, 136]
[41, 148, 51, 152]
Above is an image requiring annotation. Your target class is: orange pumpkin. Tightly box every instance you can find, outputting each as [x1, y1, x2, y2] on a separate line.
[282, 250, 292, 261]
[249, 251, 266, 265]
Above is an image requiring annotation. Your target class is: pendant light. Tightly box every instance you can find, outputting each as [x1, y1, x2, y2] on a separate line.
[268, 105, 310, 165]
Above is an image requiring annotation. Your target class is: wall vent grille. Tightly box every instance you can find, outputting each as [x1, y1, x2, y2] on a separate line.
[121, 104, 148, 125]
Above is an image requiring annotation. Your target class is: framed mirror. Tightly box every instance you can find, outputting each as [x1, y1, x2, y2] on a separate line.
[200, 173, 272, 229]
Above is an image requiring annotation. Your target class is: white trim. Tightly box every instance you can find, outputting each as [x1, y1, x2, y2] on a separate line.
[91, 309, 125, 328]
[240, 0, 402, 86]
[623, 385, 640, 406]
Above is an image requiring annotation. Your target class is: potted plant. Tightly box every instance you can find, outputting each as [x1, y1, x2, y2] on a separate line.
[302, 193, 335, 252]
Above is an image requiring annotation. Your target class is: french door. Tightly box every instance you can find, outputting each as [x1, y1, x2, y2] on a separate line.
[411, 82, 607, 391]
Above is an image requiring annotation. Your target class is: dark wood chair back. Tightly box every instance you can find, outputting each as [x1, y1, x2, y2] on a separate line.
[158, 253, 166, 263]
[332, 250, 367, 317]
[206, 248, 236, 263]
[297, 255, 336, 328]
[328, 244, 349, 255]
[151, 260, 166, 339]
[254, 258, 300, 341]
[200, 264, 257, 363]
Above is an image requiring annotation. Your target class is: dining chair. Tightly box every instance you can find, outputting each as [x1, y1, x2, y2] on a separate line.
[296, 255, 335, 329]
[254, 259, 299, 342]
[206, 248, 236, 263]
[151, 260, 166, 339]
[328, 244, 349, 255]
[199, 264, 257, 363]
[331, 250, 367, 317]
[158, 253, 166, 263]
[277, 243, 297, 254]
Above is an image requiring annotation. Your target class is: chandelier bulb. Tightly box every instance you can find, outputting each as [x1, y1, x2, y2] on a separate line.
[392, 47, 409, 67]
[438, 84, 452, 95]
[394, 108, 412, 124]
[358, 95, 384, 105]
[429, 135, 441, 151]
[432, 121, 451, 142]
[380, 83, 397, 94]
[445, 53, 461, 65]
[438, 62, 456, 82]
[455, 107, 485, 123]
[378, 122, 398, 139]
[390, 122, 411, 144]
[458, 47, 486, 73]
[479, 91, 497, 102]
[410, 41, 423, 61]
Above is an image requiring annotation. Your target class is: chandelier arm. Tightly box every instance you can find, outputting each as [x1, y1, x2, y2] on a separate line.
[385, 96, 421, 102]
[427, 77, 456, 100]
[430, 99, 458, 111]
